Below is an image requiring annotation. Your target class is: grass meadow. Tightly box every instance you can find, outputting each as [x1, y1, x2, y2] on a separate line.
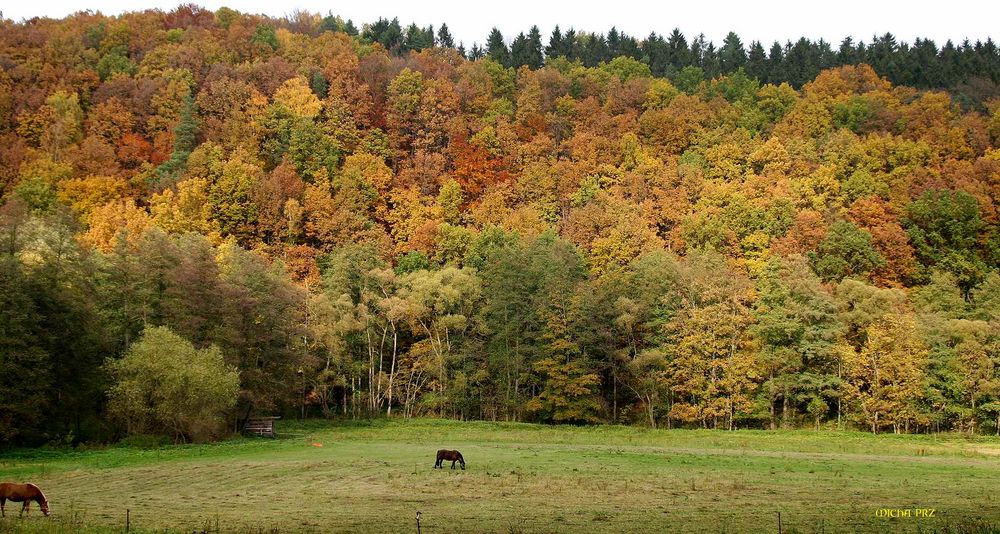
[1, 419, 998, 533]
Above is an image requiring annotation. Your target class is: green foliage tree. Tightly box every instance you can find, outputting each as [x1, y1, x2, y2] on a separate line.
[601, 251, 681, 426]
[437, 24, 455, 48]
[486, 28, 510, 68]
[395, 266, 481, 416]
[510, 26, 543, 69]
[106, 326, 239, 442]
[155, 94, 199, 184]
[251, 24, 279, 51]
[904, 190, 987, 293]
[0, 245, 51, 443]
[96, 52, 137, 81]
[753, 256, 843, 429]
[810, 221, 885, 282]
[0, 204, 111, 444]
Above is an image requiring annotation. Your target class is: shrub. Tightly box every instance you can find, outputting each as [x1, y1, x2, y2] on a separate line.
[106, 326, 239, 442]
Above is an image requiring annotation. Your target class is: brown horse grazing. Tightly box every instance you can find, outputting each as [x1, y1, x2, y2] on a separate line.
[0, 483, 50, 517]
[434, 449, 465, 470]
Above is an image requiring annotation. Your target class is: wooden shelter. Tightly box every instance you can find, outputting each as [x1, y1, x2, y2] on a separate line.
[243, 416, 280, 437]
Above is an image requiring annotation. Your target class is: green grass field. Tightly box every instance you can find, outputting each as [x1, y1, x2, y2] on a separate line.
[1, 419, 999, 533]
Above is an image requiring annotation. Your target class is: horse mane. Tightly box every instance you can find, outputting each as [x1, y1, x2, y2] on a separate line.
[27, 483, 46, 503]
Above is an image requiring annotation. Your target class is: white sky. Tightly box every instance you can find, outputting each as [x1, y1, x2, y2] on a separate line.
[4, 0, 998, 48]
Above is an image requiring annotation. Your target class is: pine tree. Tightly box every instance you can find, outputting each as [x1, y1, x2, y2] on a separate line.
[644, 32, 670, 76]
[607, 27, 622, 58]
[319, 13, 342, 33]
[468, 43, 484, 60]
[666, 29, 689, 71]
[510, 32, 530, 67]
[689, 33, 707, 68]
[617, 32, 642, 60]
[767, 41, 785, 84]
[526, 25, 544, 68]
[402, 23, 423, 52]
[702, 41, 721, 77]
[511, 28, 543, 69]
[838, 37, 859, 65]
[720, 32, 746, 73]
[746, 41, 768, 82]
[437, 23, 455, 48]
[156, 94, 199, 183]
[546, 26, 564, 58]
[563, 28, 578, 60]
[581, 32, 609, 67]
[363, 17, 403, 51]
[424, 25, 436, 48]
[486, 27, 510, 67]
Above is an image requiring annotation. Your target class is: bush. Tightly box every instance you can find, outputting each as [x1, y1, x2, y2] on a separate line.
[106, 326, 239, 442]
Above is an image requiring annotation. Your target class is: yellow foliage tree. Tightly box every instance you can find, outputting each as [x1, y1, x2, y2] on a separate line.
[82, 199, 152, 252]
[149, 178, 222, 239]
[843, 314, 928, 433]
[273, 76, 322, 119]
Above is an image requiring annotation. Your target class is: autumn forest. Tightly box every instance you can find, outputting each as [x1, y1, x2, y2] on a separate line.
[2, 5, 1000, 446]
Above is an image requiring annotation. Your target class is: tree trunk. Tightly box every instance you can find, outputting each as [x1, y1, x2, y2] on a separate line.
[837, 361, 843, 430]
[729, 399, 734, 431]
[376, 326, 387, 413]
[781, 390, 788, 429]
[971, 397, 976, 435]
[386, 327, 398, 417]
[366, 326, 377, 415]
[769, 371, 776, 430]
[513, 375, 520, 422]
[613, 371, 618, 424]
[646, 395, 656, 429]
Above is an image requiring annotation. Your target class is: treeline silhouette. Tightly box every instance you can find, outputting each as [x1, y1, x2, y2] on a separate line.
[353, 17, 1000, 104]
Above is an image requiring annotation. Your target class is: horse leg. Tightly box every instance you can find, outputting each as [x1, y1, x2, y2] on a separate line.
[21, 500, 28, 516]
[451, 460, 456, 469]
[1, 497, 5, 517]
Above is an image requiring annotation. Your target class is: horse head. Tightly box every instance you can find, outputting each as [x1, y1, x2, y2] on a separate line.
[29, 484, 49, 516]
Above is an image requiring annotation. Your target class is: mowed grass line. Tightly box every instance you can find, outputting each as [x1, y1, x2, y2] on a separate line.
[0, 419, 998, 533]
